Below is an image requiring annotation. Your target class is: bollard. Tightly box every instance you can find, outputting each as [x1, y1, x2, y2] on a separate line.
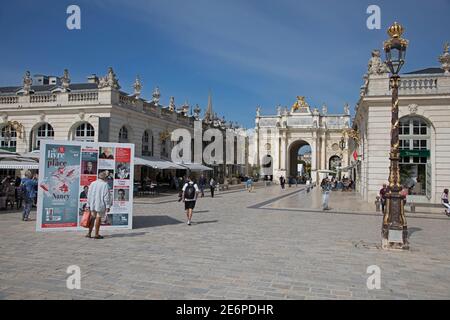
[375, 197, 381, 212]
[410, 202, 415, 213]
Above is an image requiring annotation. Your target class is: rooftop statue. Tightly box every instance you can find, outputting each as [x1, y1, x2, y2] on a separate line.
[439, 42, 450, 74]
[133, 76, 142, 97]
[291, 96, 310, 112]
[61, 69, 71, 91]
[22, 71, 32, 95]
[168, 96, 176, 111]
[368, 49, 389, 75]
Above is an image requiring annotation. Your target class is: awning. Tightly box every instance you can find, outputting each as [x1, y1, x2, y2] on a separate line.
[134, 157, 185, 170]
[0, 161, 39, 169]
[178, 163, 213, 171]
[20, 150, 40, 160]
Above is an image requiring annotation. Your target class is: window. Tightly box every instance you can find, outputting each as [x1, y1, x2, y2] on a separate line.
[32, 123, 54, 150]
[0, 126, 17, 152]
[142, 130, 153, 156]
[399, 117, 430, 196]
[73, 123, 95, 142]
[119, 126, 128, 143]
[161, 139, 168, 158]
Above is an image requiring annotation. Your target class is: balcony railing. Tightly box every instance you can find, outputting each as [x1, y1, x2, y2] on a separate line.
[0, 96, 18, 104]
[399, 77, 438, 93]
[68, 92, 98, 102]
[30, 94, 57, 103]
[119, 94, 136, 106]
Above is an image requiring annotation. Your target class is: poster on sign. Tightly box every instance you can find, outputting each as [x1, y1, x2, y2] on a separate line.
[36, 141, 134, 232]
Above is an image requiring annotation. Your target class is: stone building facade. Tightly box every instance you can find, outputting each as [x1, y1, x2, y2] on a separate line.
[252, 97, 351, 183]
[353, 45, 450, 204]
[0, 68, 248, 181]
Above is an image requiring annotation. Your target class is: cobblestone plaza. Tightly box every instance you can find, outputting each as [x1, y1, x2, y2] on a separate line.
[1, 186, 449, 300]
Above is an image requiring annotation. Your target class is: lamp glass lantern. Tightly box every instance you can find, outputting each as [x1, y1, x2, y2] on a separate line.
[385, 39, 407, 75]
[383, 22, 408, 75]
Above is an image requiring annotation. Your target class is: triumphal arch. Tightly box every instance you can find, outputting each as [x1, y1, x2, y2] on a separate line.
[254, 96, 351, 183]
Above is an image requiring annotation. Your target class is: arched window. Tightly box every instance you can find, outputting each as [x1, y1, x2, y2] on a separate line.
[119, 126, 128, 143]
[73, 122, 95, 142]
[329, 155, 342, 172]
[0, 125, 17, 152]
[32, 123, 54, 150]
[142, 130, 154, 156]
[399, 117, 431, 197]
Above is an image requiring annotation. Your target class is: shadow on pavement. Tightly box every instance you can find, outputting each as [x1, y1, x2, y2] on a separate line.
[133, 215, 184, 229]
[193, 220, 218, 225]
[408, 227, 422, 238]
[107, 232, 148, 238]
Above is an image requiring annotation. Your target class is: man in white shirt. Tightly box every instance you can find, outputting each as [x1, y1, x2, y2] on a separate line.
[86, 171, 111, 239]
[182, 177, 199, 225]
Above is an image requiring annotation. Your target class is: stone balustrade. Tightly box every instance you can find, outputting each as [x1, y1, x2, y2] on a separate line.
[119, 94, 136, 106]
[30, 94, 57, 103]
[399, 77, 438, 93]
[68, 92, 98, 102]
[0, 96, 18, 104]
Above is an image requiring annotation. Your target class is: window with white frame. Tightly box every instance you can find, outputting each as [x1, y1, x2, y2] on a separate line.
[73, 122, 95, 142]
[0, 125, 17, 151]
[399, 117, 430, 196]
[32, 123, 54, 150]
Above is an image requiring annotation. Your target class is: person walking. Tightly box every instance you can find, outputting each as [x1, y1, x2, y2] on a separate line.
[182, 177, 199, 225]
[246, 177, 254, 192]
[209, 177, 217, 198]
[279, 176, 286, 189]
[14, 176, 22, 210]
[441, 188, 450, 216]
[321, 177, 332, 210]
[199, 174, 207, 197]
[20, 171, 38, 221]
[86, 171, 111, 239]
[379, 183, 388, 214]
[400, 185, 409, 208]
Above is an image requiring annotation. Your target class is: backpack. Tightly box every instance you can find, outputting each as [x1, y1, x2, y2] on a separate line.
[184, 184, 196, 200]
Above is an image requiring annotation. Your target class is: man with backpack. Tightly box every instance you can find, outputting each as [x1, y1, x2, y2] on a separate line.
[20, 170, 38, 221]
[182, 177, 199, 225]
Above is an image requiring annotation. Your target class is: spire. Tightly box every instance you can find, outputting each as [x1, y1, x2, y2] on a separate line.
[204, 91, 213, 122]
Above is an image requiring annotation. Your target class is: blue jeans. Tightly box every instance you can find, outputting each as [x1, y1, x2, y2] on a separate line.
[23, 199, 33, 220]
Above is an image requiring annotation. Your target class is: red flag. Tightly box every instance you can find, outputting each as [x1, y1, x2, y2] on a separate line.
[353, 150, 358, 161]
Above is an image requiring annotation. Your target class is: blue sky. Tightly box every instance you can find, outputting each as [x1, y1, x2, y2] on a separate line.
[0, 0, 449, 128]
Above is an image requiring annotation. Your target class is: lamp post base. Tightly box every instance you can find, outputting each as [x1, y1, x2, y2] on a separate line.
[381, 227, 409, 250]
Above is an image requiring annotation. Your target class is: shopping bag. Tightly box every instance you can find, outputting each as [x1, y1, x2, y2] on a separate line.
[80, 210, 91, 228]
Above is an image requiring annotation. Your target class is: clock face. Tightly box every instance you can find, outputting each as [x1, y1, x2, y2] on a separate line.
[265, 143, 271, 151]
[332, 143, 339, 151]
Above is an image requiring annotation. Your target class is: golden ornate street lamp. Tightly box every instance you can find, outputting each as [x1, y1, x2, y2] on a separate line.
[382, 22, 409, 250]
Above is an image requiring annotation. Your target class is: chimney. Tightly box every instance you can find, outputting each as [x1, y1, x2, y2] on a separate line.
[87, 74, 99, 84]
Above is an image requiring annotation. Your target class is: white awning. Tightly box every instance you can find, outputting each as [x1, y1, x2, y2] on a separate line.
[0, 161, 39, 169]
[178, 163, 213, 171]
[134, 157, 185, 170]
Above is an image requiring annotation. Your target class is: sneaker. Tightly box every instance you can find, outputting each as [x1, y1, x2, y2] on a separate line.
[187, 220, 191, 225]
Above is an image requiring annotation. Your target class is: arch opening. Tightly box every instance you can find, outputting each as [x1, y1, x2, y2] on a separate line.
[288, 140, 311, 179]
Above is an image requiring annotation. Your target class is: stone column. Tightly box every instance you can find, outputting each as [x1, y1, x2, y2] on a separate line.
[280, 131, 286, 170]
[311, 133, 317, 183]
[321, 133, 326, 170]
[255, 129, 260, 167]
